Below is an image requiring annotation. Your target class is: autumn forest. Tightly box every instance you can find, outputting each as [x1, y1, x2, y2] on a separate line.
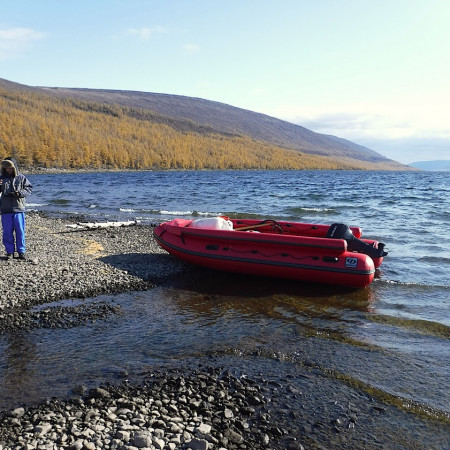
[0, 86, 396, 172]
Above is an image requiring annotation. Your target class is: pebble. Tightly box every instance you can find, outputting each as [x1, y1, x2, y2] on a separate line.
[0, 368, 288, 449]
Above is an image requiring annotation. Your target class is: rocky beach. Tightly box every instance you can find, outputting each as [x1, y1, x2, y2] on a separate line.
[0, 213, 292, 449]
[0, 212, 448, 449]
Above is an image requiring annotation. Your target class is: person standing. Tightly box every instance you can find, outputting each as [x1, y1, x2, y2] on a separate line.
[0, 157, 33, 260]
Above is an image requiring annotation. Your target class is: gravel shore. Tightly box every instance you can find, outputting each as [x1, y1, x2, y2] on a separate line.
[0, 367, 289, 450]
[0, 213, 293, 449]
[0, 212, 182, 330]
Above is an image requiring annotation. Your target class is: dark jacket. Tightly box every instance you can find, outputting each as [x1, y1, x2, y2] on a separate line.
[0, 157, 33, 213]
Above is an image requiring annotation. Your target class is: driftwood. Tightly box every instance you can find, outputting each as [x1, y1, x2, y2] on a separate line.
[66, 220, 140, 230]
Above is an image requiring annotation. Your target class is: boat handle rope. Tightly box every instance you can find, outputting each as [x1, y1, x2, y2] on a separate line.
[235, 220, 319, 234]
[234, 219, 284, 233]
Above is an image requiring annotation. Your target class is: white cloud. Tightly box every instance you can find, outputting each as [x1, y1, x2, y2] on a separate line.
[271, 101, 449, 140]
[295, 112, 416, 140]
[266, 103, 450, 163]
[182, 43, 199, 54]
[0, 27, 45, 60]
[125, 26, 167, 41]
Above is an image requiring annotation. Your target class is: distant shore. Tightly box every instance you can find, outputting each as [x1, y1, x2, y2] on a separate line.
[23, 166, 418, 176]
[24, 167, 153, 175]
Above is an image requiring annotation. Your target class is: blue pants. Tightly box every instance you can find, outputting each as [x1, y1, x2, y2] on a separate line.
[1, 213, 26, 254]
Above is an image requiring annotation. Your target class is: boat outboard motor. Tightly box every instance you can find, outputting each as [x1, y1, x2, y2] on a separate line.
[326, 223, 388, 258]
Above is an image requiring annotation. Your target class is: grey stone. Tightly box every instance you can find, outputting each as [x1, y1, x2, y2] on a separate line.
[153, 437, 166, 449]
[116, 430, 131, 441]
[10, 407, 25, 418]
[224, 428, 244, 444]
[69, 439, 84, 450]
[34, 422, 52, 436]
[223, 408, 233, 419]
[195, 423, 212, 435]
[186, 438, 209, 450]
[133, 430, 153, 448]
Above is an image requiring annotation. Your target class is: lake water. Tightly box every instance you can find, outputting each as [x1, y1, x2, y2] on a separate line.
[1, 170, 449, 446]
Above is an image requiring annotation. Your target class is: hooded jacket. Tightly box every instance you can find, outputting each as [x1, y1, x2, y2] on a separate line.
[0, 157, 33, 213]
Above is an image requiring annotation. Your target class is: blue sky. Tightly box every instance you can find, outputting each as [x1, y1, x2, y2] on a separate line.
[1, 0, 449, 164]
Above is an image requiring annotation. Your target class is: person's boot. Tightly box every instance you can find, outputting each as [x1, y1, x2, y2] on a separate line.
[18, 253, 26, 261]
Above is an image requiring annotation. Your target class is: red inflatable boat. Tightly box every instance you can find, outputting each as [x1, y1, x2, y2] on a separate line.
[153, 217, 387, 288]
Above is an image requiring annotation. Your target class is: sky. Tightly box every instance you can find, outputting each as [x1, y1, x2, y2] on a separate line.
[1, 0, 449, 164]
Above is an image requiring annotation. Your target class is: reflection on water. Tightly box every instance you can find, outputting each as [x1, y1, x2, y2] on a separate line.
[0, 269, 448, 422]
[2, 334, 39, 406]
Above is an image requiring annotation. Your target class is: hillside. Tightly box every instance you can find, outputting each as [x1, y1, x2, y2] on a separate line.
[40, 86, 390, 163]
[0, 78, 407, 171]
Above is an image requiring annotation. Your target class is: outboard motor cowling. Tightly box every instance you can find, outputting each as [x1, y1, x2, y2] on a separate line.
[327, 223, 388, 259]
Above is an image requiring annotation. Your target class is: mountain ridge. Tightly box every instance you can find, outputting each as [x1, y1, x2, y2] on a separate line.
[0, 77, 408, 170]
[38, 86, 391, 164]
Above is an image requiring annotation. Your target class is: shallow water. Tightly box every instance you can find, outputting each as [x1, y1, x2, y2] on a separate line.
[1, 170, 449, 435]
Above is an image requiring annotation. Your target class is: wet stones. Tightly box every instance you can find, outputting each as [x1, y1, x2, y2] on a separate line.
[0, 212, 176, 333]
[0, 368, 288, 449]
[0, 302, 122, 334]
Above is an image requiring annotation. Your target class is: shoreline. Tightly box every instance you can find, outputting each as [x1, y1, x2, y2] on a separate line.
[0, 212, 296, 449]
[24, 167, 417, 176]
[0, 212, 448, 449]
[0, 211, 181, 313]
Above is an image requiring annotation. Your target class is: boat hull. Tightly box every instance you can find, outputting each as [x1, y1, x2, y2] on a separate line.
[153, 218, 383, 288]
